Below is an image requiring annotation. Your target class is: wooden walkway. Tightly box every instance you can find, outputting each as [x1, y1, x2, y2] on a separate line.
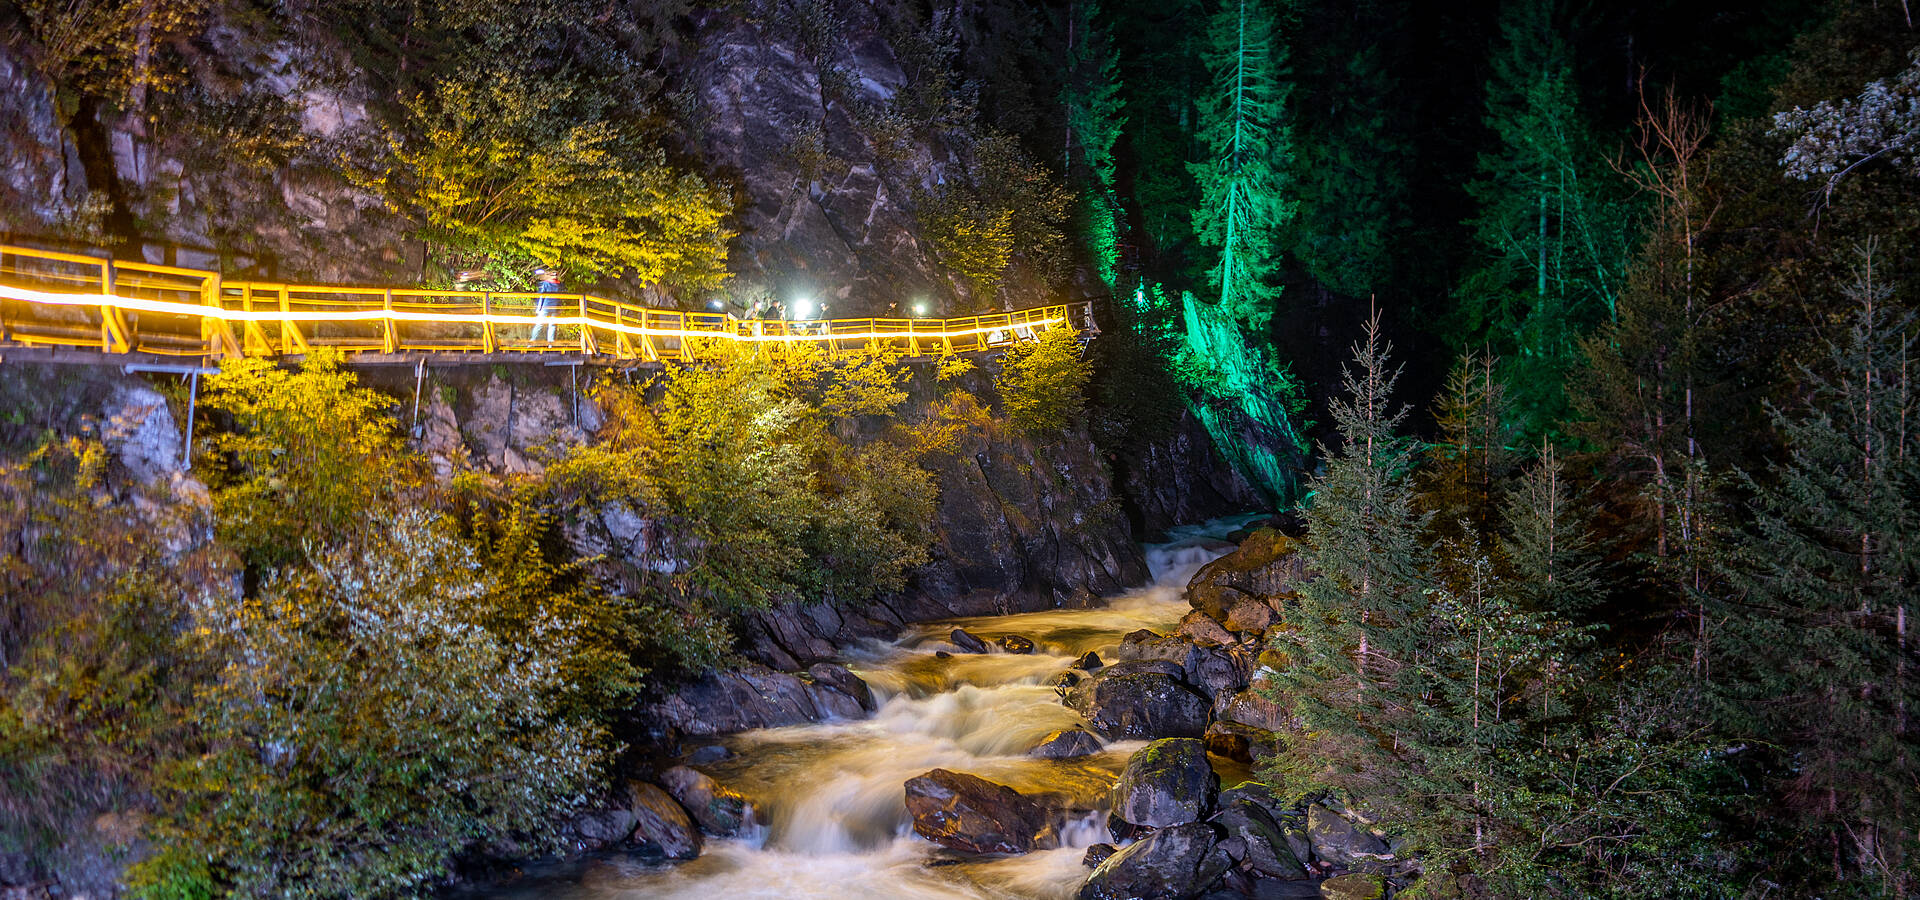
[0, 245, 1096, 365]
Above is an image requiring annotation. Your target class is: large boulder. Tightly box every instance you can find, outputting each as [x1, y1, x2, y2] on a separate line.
[1306, 805, 1392, 867]
[1223, 597, 1277, 635]
[1212, 798, 1308, 880]
[1186, 645, 1253, 704]
[1030, 729, 1104, 759]
[808, 662, 876, 713]
[627, 782, 701, 860]
[1076, 822, 1231, 900]
[1185, 529, 1309, 620]
[659, 766, 759, 836]
[1072, 671, 1211, 740]
[1112, 738, 1219, 829]
[904, 769, 1055, 855]
[565, 808, 639, 851]
[951, 628, 991, 653]
[649, 663, 872, 734]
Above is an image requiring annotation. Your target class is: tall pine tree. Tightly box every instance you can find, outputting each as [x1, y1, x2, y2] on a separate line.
[1060, 0, 1127, 287]
[1718, 248, 1920, 892]
[1456, 0, 1629, 433]
[1189, 0, 1295, 330]
[1275, 311, 1429, 801]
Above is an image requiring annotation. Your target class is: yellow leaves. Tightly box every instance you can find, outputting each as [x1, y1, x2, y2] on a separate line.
[369, 70, 735, 288]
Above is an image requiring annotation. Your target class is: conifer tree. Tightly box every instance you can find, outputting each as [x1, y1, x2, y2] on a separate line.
[1189, 0, 1295, 330]
[1289, 0, 1411, 299]
[1719, 248, 1920, 892]
[1059, 0, 1127, 286]
[1112, 0, 1205, 272]
[1456, 0, 1628, 432]
[1275, 311, 1429, 799]
[1423, 350, 1517, 539]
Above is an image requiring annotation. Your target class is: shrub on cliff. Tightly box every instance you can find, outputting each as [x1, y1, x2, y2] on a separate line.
[132, 510, 603, 899]
[995, 325, 1092, 434]
[199, 351, 414, 569]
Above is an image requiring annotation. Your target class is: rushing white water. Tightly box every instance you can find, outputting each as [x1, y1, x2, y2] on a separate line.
[482, 514, 1262, 900]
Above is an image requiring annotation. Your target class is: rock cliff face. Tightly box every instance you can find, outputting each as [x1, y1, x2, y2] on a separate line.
[1, 1, 1052, 315]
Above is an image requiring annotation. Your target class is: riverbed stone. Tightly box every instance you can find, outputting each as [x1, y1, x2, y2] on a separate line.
[626, 781, 701, 860]
[808, 662, 876, 712]
[1320, 873, 1386, 900]
[1184, 529, 1310, 619]
[998, 633, 1036, 654]
[1074, 651, 1103, 670]
[651, 663, 871, 735]
[1077, 822, 1231, 900]
[1113, 738, 1219, 828]
[951, 628, 990, 653]
[1083, 842, 1117, 868]
[1224, 597, 1278, 635]
[1306, 805, 1391, 866]
[1075, 671, 1211, 740]
[1030, 729, 1103, 759]
[1186, 644, 1253, 702]
[1213, 798, 1309, 880]
[1178, 610, 1235, 646]
[659, 766, 759, 837]
[904, 769, 1054, 855]
[567, 807, 639, 849]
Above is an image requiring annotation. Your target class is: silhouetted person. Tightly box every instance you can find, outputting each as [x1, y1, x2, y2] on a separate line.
[533, 267, 562, 343]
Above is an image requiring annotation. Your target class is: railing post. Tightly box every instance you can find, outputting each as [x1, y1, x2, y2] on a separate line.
[578, 295, 597, 356]
[482, 292, 497, 353]
[99, 258, 132, 353]
[382, 288, 397, 354]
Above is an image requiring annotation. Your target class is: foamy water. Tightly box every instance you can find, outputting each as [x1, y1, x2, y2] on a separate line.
[479, 514, 1260, 899]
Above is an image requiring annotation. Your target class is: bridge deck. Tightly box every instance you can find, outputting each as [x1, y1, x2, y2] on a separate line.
[0, 245, 1095, 366]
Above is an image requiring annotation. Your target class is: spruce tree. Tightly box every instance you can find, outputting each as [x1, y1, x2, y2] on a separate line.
[1059, 0, 1127, 286]
[1275, 311, 1429, 801]
[1719, 248, 1920, 892]
[1189, 0, 1295, 330]
[1456, 0, 1628, 433]
[1422, 350, 1517, 540]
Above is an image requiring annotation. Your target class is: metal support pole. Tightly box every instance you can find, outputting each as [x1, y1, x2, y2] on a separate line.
[411, 357, 425, 435]
[183, 371, 198, 472]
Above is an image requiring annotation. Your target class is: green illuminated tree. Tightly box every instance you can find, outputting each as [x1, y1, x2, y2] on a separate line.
[1060, 0, 1128, 286]
[1189, 0, 1295, 330]
[1113, 0, 1206, 269]
[1456, 0, 1630, 432]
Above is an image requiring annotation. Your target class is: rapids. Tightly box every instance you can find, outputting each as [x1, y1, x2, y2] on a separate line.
[482, 514, 1262, 899]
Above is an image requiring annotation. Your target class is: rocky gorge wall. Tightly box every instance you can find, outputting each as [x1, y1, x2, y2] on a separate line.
[0, 0, 1075, 316]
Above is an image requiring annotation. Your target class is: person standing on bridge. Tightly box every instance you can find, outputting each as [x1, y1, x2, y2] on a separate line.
[532, 267, 562, 344]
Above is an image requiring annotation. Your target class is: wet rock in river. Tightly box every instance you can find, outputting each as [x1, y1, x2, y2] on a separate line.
[1030, 728, 1103, 759]
[1072, 671, 1211, 740]
[659, 766, 759, 837]
[1184, 529, 1310, 620]
[1074, 650, 1103, 670]
[997, 633, 1036, 654]
[1178, 609, 1235, 646]
[1077, 822, 1231, 900]
[686, 744, 732, 764]
[650, 663, 873, 735]
[904, 769, 1055, 855]
[1083, 842, 1117, 868]
[565, 807, 638, 851]
[950, 628, 991, 653]
[1212, 796, 1309, 880]
[1112, 738, 1219, 829]
[808, 662, 876, 712]
[626, 781, 701, 860]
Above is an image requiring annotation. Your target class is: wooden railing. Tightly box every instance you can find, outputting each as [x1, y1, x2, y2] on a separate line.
[0, 245, 1097, 362]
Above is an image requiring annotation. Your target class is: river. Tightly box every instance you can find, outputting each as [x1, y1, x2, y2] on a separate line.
[481, 514, 1263, 899]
